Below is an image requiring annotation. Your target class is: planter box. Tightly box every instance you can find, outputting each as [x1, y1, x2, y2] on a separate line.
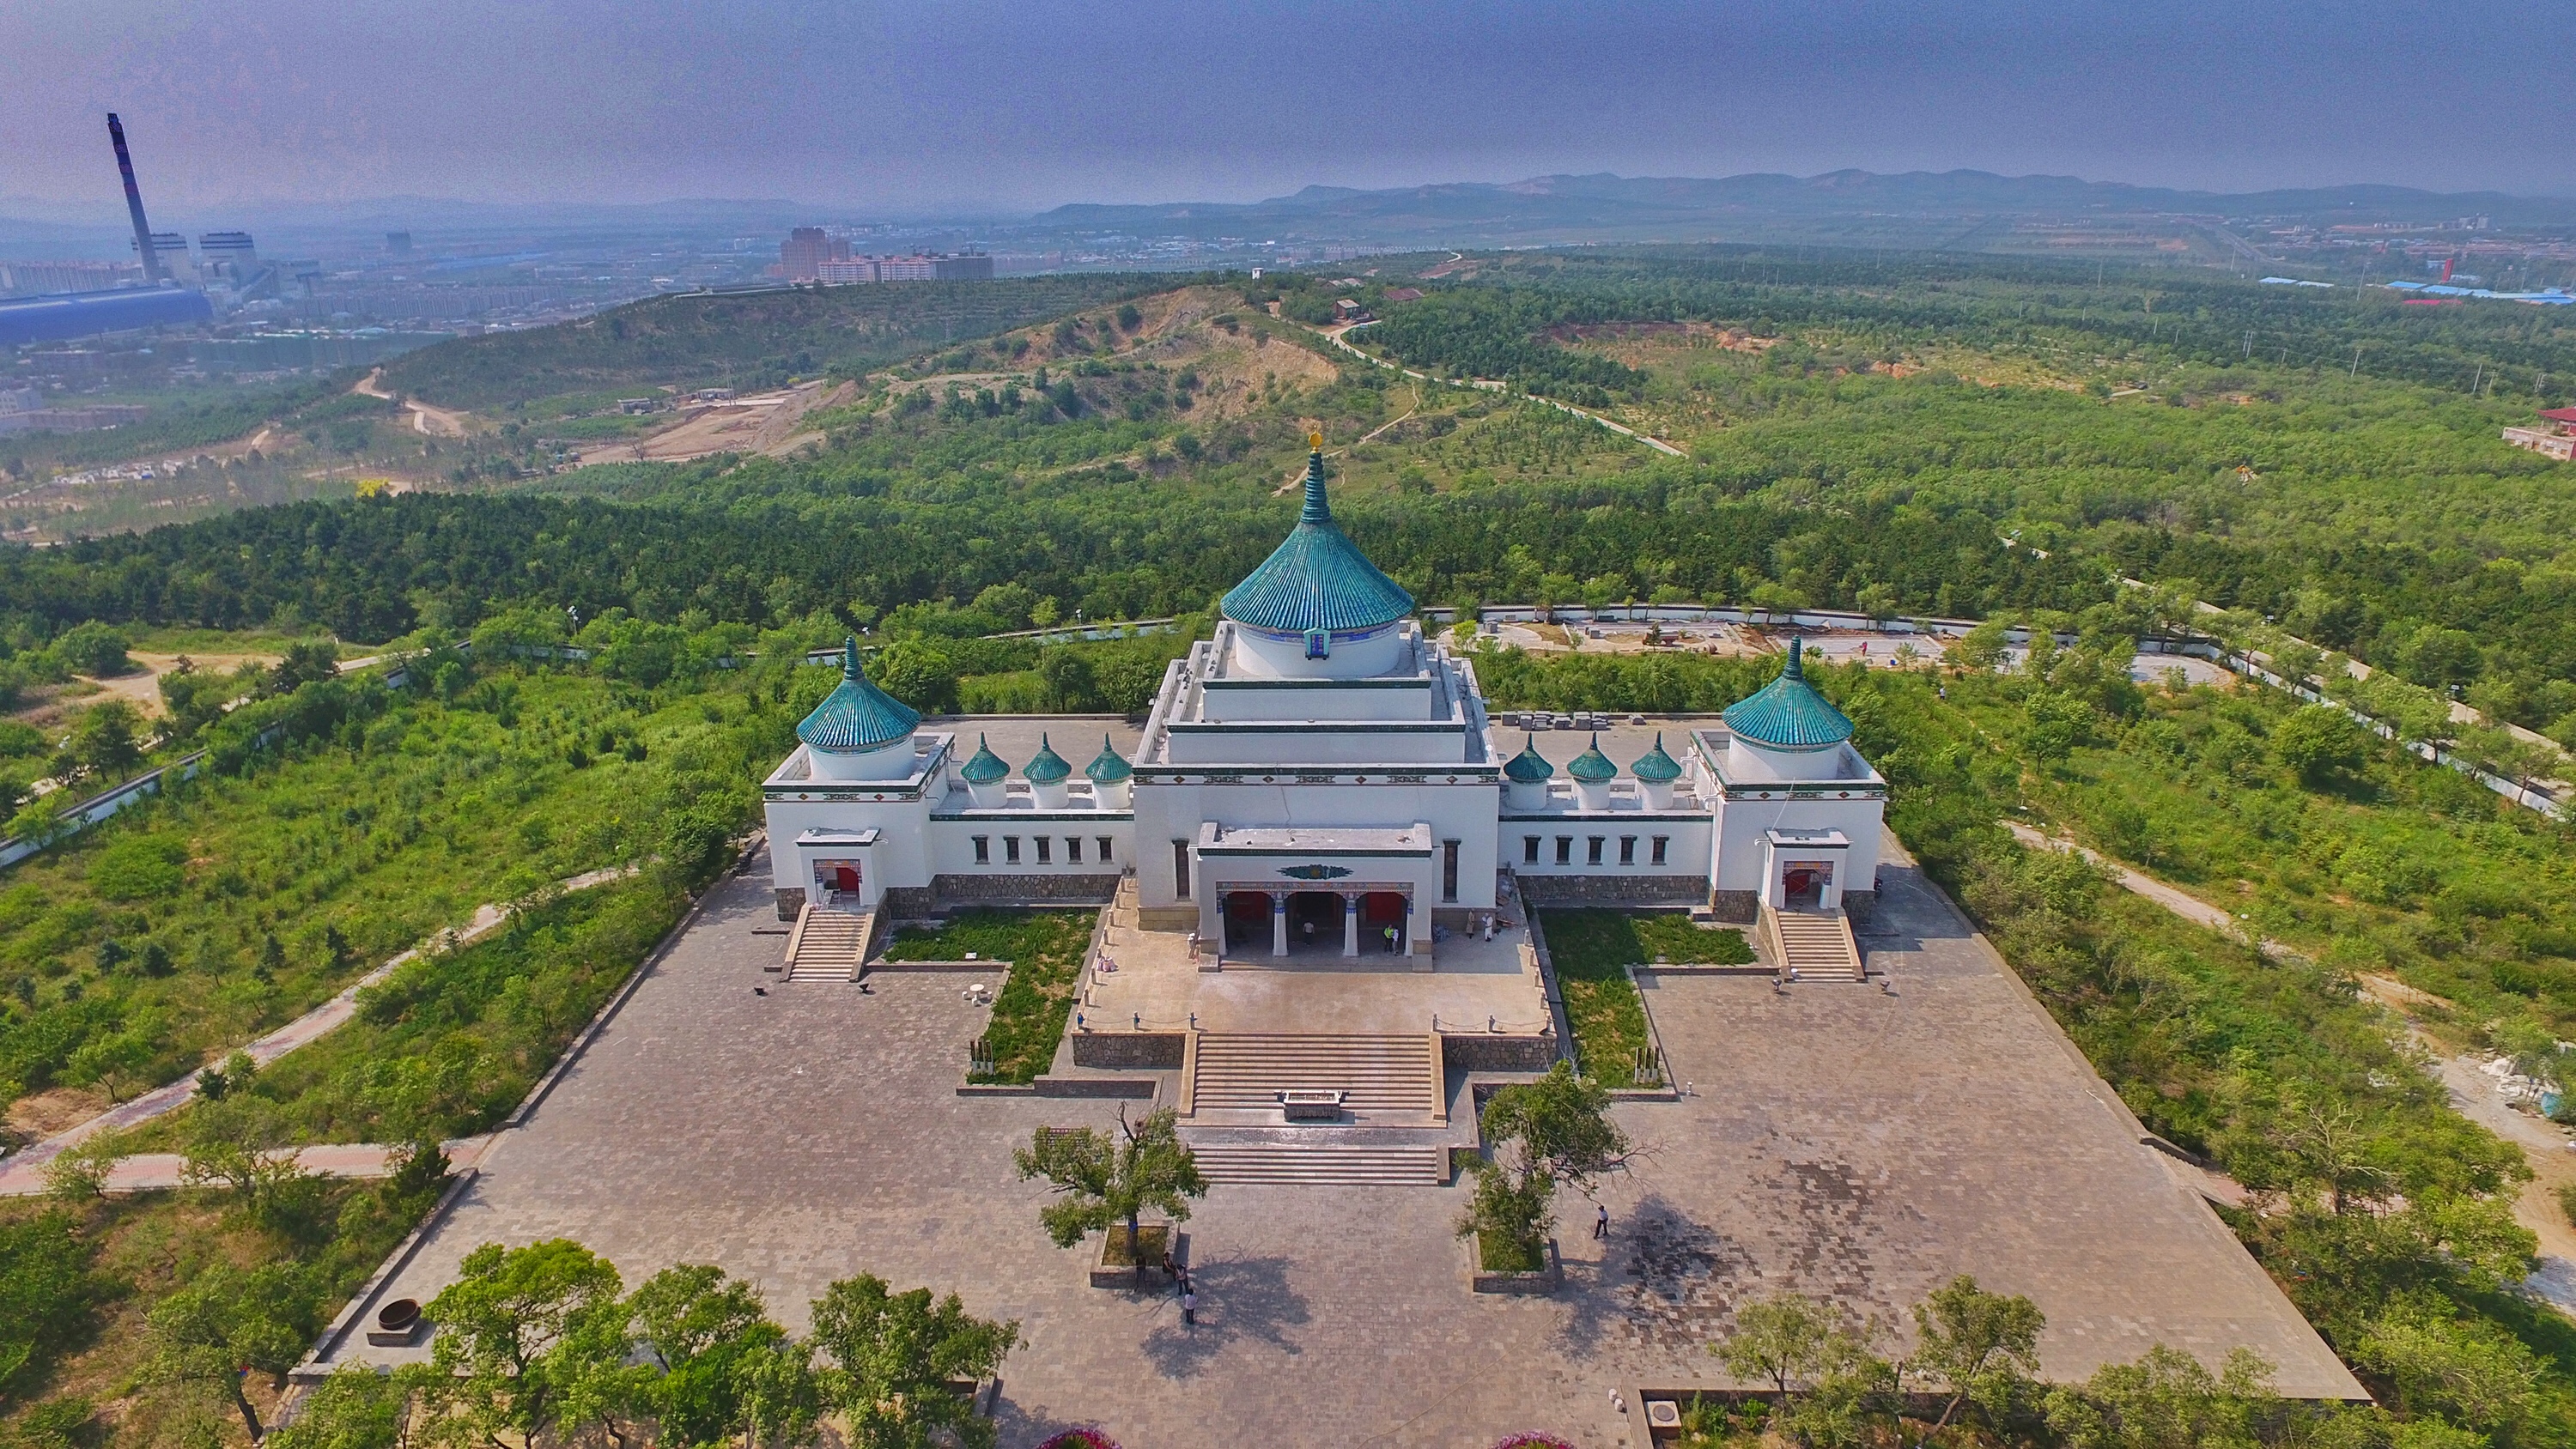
[1089, 1223, 1176, 1289]
[1468, 1235, 1563, 1294]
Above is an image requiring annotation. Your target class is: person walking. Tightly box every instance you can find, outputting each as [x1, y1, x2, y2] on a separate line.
[1594, 1203, 1610, 1240]
[1383, 923, 1399, 955]
[1181, 1287, 1197, 1327]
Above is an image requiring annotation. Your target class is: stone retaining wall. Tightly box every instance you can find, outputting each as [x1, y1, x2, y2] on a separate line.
[1515, 874, 1710, 906]
[1708, 889, 1759, 923]
[1070, 1032, 1188, 1070]
[933, 873, 1120, 906]
[1441, 1034, 1559, 1072]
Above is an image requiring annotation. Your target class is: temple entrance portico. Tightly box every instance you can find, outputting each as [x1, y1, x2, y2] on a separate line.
[1213, 882, 1417, 960]
[1192, 821, 1437, 964]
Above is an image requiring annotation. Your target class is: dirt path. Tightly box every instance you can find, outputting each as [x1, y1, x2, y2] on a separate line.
[0, 864, 639, 1193]
[0, 1135, 499, 1197]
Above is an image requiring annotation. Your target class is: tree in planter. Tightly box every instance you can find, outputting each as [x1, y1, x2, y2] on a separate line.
[625, 1264, 797, 1449]
[414, 1240, 625, 1449]
[1710, 1293, 1895, 1449]
[1015, 1106, 1206, 1285]
[1458, 1063, 1636, 1269]
[1901, 1275, 2045, 1434]
[809, 1272, 1018, 1449]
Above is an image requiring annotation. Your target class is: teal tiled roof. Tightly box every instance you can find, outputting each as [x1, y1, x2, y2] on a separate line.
[1219, 449, 1415, 635]
[1503, 734, 1555, 783]
[1567, 733, 1619, 782]
[1022, 733, 1072, 784]
[1084, 736, 1133, 783]
[1631, 732, 1683, 782]
[1722, 640, 1853, 751]
[797, 637, 921, 754]
[957, 733, 1010, 784]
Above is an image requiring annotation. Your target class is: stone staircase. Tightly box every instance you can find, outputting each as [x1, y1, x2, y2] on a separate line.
[1765, 905, 1864, 982]
[783, 905, 875, 983]
[1186, 1139, 1449, 1186]
[1183, 1034, 1444, 1122]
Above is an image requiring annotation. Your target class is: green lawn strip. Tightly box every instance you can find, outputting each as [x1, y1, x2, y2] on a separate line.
[1537, 909, 1747, 1083]
[881, 909, 1091, 1084]
[132, 873, 690, 1149]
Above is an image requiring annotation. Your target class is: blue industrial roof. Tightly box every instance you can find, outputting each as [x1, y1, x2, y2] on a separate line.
[1219, 449, 1415, 635]
[796, 637, 921, 753]
[1722, 640, 1854, 751]
[0, 285, 212, 347]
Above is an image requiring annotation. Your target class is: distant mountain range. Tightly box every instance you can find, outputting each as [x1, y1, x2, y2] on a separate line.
[1026, 170, 2576, 245]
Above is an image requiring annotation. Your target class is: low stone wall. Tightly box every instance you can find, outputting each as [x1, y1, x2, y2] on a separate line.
[1708, 889, 1759, 924]
[1137, 906, 1198, 931]
[773, 888, 803, 921]
[1034, 1076, 1158, 1099]
[1442, 1034, 1560, 1072]
[933, 874, 1119, 906]
[1070, 1032, 1188, 1070]
[880, 886, 937, 919]
[1516, 874, 1710, 906]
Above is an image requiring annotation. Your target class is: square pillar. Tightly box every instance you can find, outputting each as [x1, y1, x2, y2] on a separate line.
[1342, 892, 1360, 957]
[1271, 891, 1289, 958]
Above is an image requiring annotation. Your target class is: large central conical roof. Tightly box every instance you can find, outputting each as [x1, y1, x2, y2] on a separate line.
[798, 637, 922, 753]
[1722, 640, 1854, 751]
[1219, 446, 1415, 634]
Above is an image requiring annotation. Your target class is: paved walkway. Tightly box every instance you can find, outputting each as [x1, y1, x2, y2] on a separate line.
[0, 865, 635, 1193]
[307, 840, 2354, 1446]
[3, 1136, 496, 1197]
[2006, 823, 2295, 960]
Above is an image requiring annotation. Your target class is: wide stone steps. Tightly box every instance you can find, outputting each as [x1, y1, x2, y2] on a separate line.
[1771, 907, 1864, 982]
[1188, 1142, 1448, 1185]
[784, 906, 872, 983]
[1187, 1034, 1440, 1117]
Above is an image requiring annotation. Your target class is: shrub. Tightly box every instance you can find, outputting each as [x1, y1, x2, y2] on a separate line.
[87, 835, 186, 901]
[48, 621, 132, 679]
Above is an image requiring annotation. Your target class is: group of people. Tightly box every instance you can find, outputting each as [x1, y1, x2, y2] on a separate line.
[1161, 1248, 1197, 1326]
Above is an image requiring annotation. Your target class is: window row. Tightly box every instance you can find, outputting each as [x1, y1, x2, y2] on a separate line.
[969, 834, 1115, 866]
[1522, 834, 1670, 867]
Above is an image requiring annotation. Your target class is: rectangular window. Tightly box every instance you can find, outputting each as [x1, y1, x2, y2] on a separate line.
[1523, 836, 1540, 864]
[1554, 837, 1572, 865]
[1587, 836, 1605, 866]
[1004, 836, 1022, 864]
[1304, 628, 1330, 659]
[1619, 836, 1637, 866]
[1173, 840, 1191, 898]
[1651, 835, 1669, 866]
[1442, 840, 1460, 902]
[1097, 837, 1114, 863]
[1035, 837, 1052, 864]
[1066, 836, 1082, 864]
[971, 836, 989, 865]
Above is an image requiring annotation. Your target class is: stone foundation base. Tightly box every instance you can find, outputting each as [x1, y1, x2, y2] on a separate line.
[1070, 1033, 1187, 1070]
[1137, 906, 1199, 931]
[931, 874, 1118, 907]
[1843, 889, 1877, 925]
[1440, 1034, 1560, 1071]
[1707, 890, 1759, 924]
[774, 888, 803, 922]
[880, 886, 937, 919]
[1515, 875, 1712, 906]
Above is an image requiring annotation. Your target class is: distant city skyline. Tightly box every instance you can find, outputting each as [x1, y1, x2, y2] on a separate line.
[3, 0, 2573, 216]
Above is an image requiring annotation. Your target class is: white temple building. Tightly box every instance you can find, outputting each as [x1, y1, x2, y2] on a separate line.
[761, 443, 1886, 973]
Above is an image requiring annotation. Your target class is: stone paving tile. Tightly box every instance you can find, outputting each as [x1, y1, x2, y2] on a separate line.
[323, 842, 2354, 1448]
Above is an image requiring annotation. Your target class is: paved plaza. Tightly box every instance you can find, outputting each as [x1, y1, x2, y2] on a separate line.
[319, 839, 2354, 1446]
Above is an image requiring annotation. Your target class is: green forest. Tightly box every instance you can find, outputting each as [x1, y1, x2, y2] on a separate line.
[8, 244, 2576, 1449]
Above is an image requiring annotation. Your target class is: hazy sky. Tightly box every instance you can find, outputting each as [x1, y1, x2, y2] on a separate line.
[5, 0, 2572, 215]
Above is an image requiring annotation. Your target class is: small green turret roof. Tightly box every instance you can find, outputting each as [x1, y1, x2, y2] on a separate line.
[1631, 731, 1683, 782]
[1218, 446, 1416, 635]
[1021, 733, 1072, 784]
[1084, 735, 1133, 783]
[1502, 733, 1555, 783]
[957, 733, 1010, 784]
[1722, 640, 1854, 752]
[797, 637, 921, 754]
[1567, 732, 1619, 782]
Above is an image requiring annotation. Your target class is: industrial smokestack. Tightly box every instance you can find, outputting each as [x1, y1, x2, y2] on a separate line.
[107, 112, 163, 286]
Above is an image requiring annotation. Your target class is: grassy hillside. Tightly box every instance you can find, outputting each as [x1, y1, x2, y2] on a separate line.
[378, 274, 1180, 411]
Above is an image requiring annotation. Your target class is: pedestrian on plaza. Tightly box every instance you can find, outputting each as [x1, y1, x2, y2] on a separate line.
[1595, 1203, 1610, 1240]
[1383, 924, 1399, 954]
[1182, 1288, 1197, 1326]
[1162, 1246, 1177, 1286]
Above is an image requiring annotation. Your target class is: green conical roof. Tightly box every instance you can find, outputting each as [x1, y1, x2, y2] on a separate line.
[1218, 448, 1415, 634]
[1631, 731, 1683, 782]
[1084, 735, 1133, 783]
[1722, 640, 1853, 751]
[957, 733, 1010, 784]
[1567, 732, 1619, 782]
[798, 637, 921, 754]
[1022, 732, 1072, 784]
[1503, 733, 1555, 783]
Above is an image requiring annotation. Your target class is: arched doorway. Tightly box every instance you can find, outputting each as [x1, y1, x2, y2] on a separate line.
[1361, 890, 1408, 954]
[1223, 891, 1271, 952]
[1285, 891, 1343, 955]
